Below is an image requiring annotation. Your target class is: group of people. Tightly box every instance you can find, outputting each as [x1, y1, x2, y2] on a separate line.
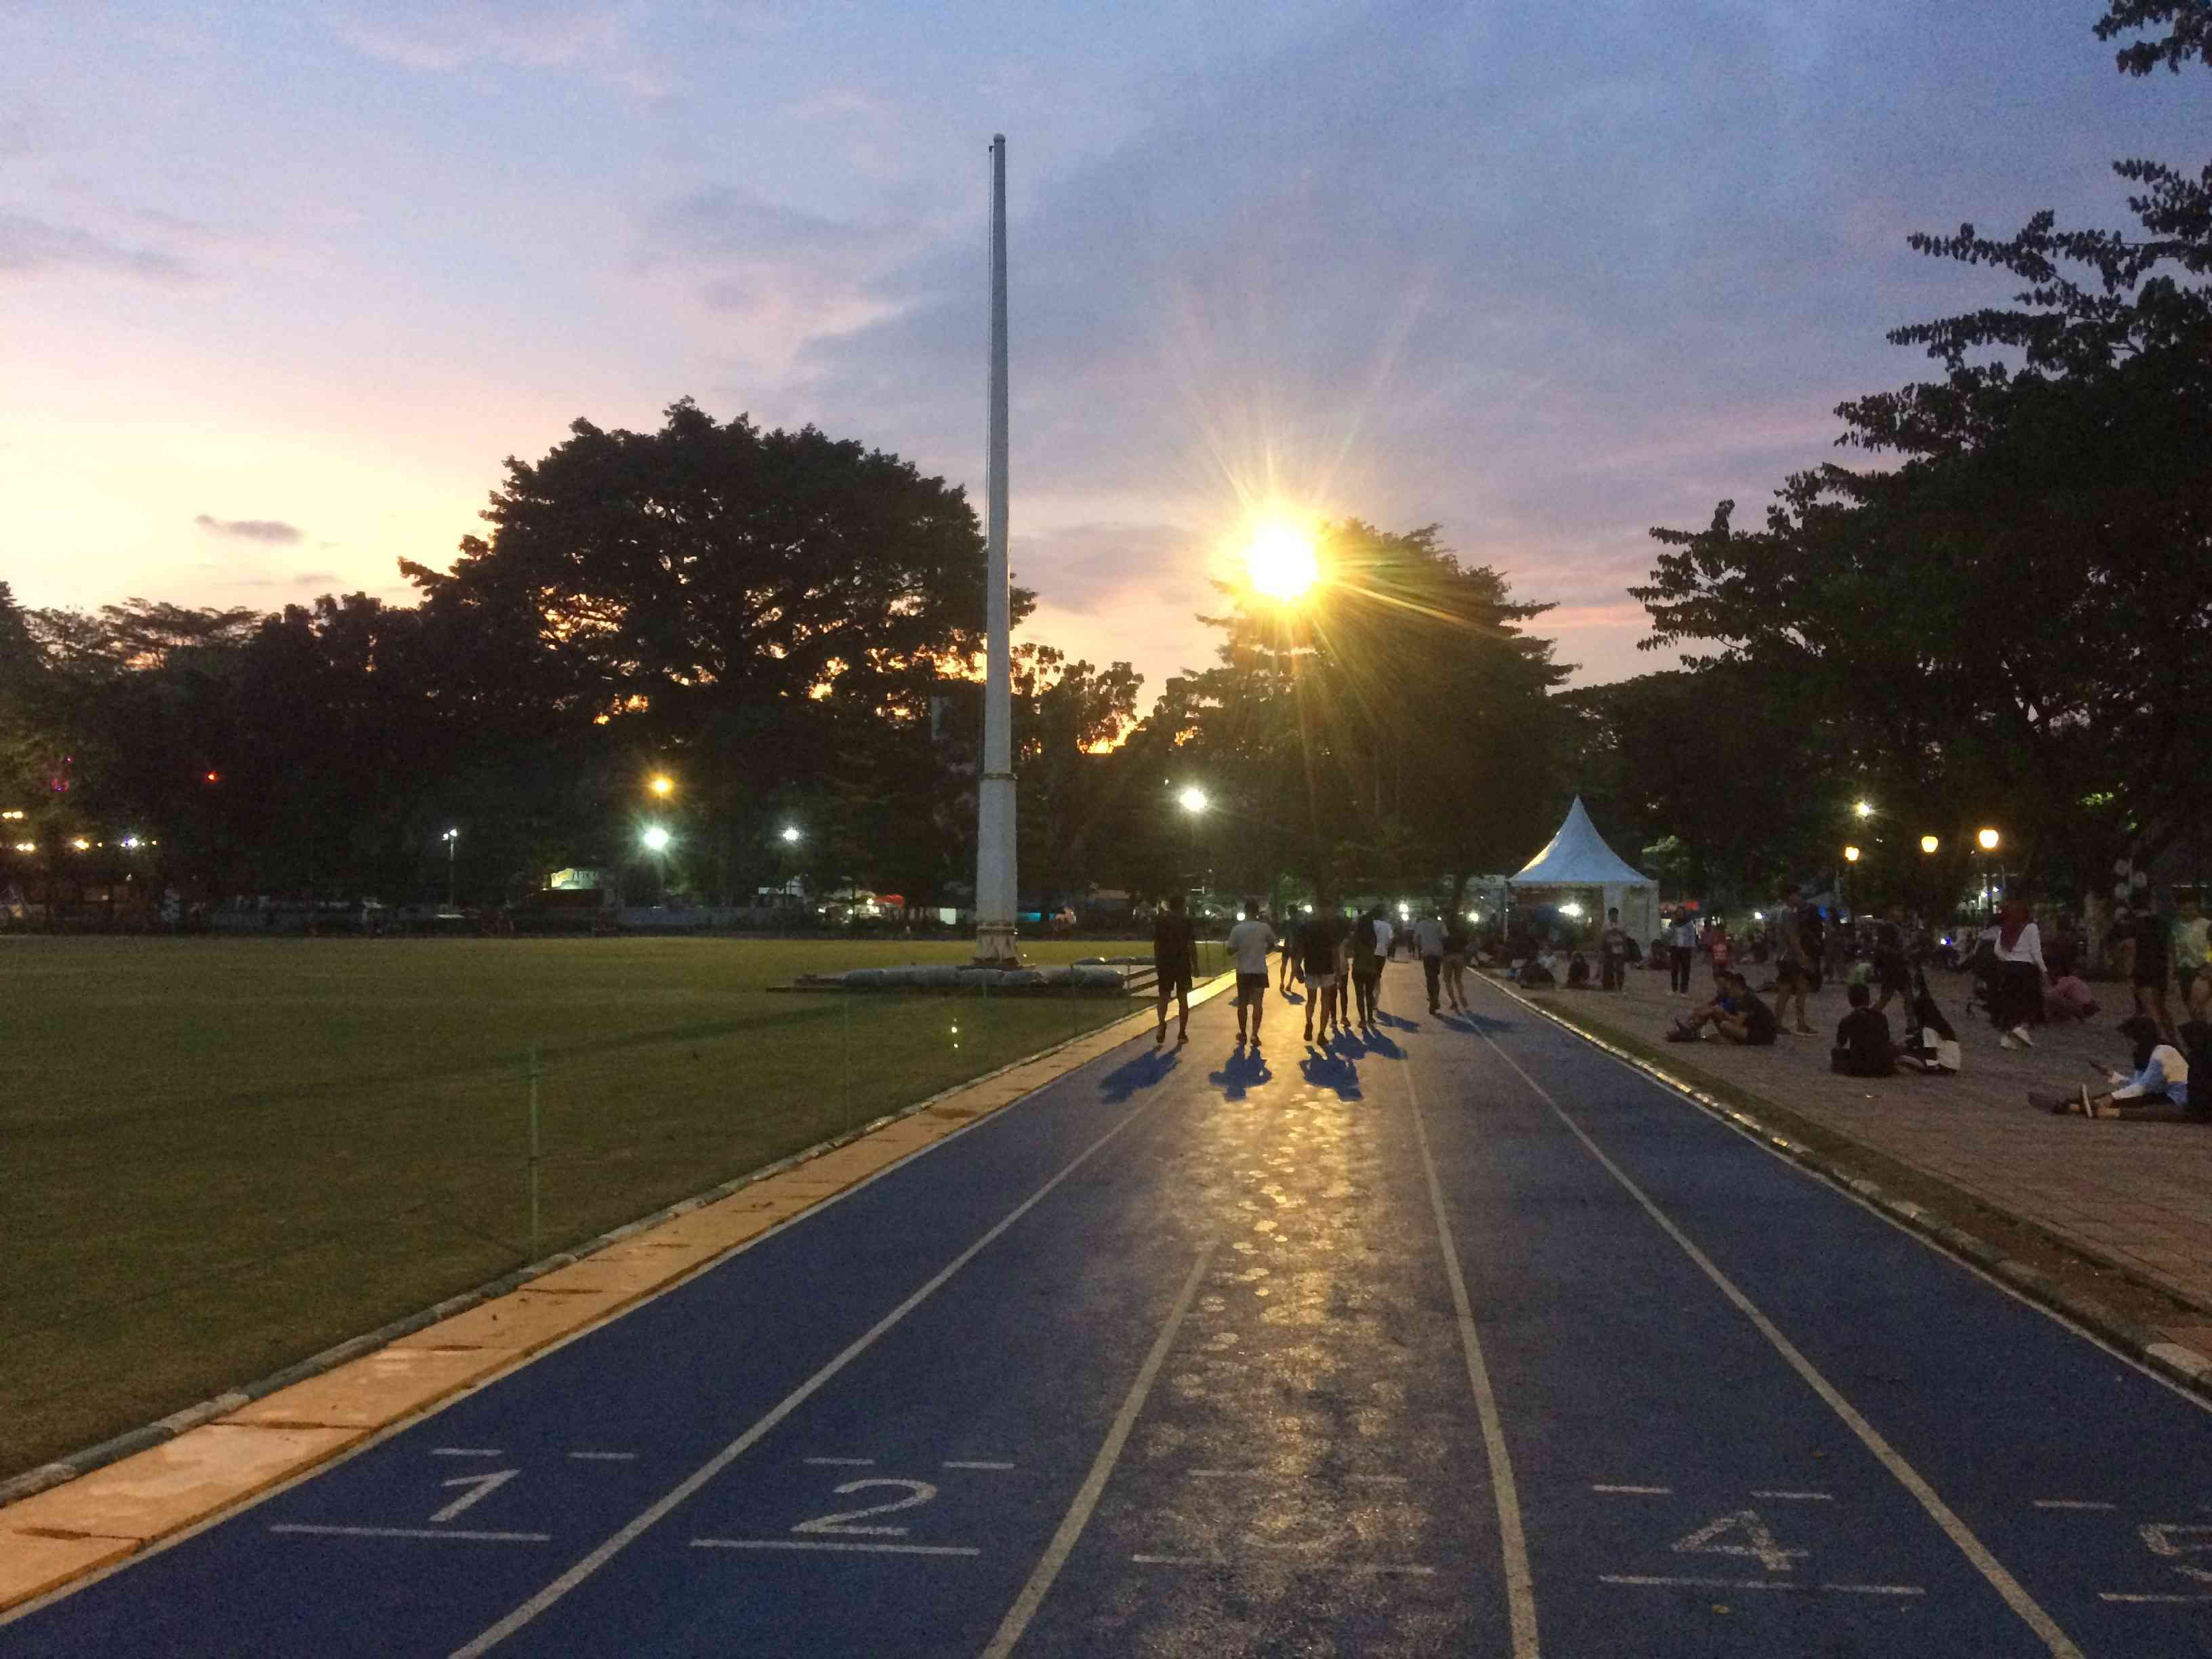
[1152, 899, 1481, 1052]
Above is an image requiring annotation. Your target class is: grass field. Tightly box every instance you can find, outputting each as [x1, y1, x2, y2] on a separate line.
[3, 934, 1210, 1479]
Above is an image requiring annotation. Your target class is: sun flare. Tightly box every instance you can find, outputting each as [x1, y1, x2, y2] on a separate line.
[1245, 517, 1321, 602]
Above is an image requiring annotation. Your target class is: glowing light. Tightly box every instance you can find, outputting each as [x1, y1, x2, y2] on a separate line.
[1853, 800, 1873, 819]
[0, 809, 21, 820]
[1561, 901, 1584, 918]
[781, 825, 802, 844]
[1920, 834, 1940, 855]
[1244, 517, 1320, 602]
[12, 841, 33, 853]
[203, 771, 220, 784]
[121, 836, 142, 850]
[1843, 845, 1861, 863]
[649, 774, 674, 798]
[641, 825, 672, 852]
[1178, 785, 1208, 815]
[70, 836, 91, 851]
[1303, 904, 1314, 914]
[1753, 910, 1765, 920]
[441, 827, 459, 844]
[1977, 827, 2000, 851]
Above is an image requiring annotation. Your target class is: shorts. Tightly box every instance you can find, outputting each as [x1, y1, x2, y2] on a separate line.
[1775, 959, 1803, 989]
[2135, 954, 2171, 995]
[1235, 971, 1269, 1003]
[1156, 966, 1193, 996]
[1305, 971, 1338, 990]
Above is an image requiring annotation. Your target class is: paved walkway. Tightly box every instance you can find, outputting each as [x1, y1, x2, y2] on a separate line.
[1516, 963, 2212, 1328]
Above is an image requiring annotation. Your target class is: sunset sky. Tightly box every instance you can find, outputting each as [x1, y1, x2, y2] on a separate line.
[4, 1, 2198, 698]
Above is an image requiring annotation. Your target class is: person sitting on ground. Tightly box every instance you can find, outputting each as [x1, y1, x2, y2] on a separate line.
[1831, 982, 1896, 1077]
[1565, 949, 1591, 988]
[1669, 970, 1778, 1046]
[2036, 1015, 2191, 1118]
[1518, 951, 1557, 989]
[2043, 970, 2099, 1024]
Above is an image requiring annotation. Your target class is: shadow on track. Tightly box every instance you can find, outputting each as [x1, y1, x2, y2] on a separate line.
[1098, 1048, 1181, 1103]
[1437, 1010, 1516, 1036]
[1208, 1046, 1273, 1099]
[1299, 1044, 1364, 1100]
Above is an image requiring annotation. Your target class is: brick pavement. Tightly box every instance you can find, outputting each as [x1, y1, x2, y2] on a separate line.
[1509, 961, 2212, 1328]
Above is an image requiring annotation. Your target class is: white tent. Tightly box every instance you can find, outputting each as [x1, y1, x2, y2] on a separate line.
[1507, 796, 1660, 945]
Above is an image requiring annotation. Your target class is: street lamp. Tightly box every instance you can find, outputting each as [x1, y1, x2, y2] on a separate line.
[1853, 800, 1873, 819]
[1843, 845, 1861, 863]
[781, 825, 801, 845]
[1178, 785, 1209, 901]
[640, 825, 672, 853]
[1178, 785, 1208, 815]
[648, 773, 674, 799]
[1978, 827, 2000, 852]
[441, 827, 460, 908]
[1920, 835, 1940, 855]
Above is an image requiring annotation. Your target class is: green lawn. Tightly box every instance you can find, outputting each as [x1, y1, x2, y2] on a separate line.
[3, 935, 1206, 1479]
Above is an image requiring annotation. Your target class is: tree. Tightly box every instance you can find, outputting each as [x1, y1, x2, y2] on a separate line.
[1636, 7, 2211, 897]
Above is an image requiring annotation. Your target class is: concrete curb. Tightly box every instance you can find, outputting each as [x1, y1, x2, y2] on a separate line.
[0, 975, 1233, 1514]
[1480, 972, 2212, 1405]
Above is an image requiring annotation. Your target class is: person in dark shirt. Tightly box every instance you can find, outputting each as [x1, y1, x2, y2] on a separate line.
[1152, 893, 1196, 1046]
[1670, 970, 1777, 1044]
[1832, 982, 1896, 1076]
[1351, 905, 1385, 1027]
[1299, 909, 1343, 1044]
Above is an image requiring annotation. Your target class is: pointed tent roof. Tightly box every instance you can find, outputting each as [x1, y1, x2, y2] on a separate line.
[1508, 796, 1652, 887]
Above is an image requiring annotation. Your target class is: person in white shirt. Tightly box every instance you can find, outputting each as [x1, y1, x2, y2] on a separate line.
[1666, 913, 1698, 996]
[1414, 909, 1448, 1013]
[1224, 901, 1278, 1050]
[1990, 896, 2048, 1050]
[2039, 1015, 2192, 1118]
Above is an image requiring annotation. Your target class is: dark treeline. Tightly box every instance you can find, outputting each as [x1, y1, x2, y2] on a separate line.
[1569, 2, 2212, 915]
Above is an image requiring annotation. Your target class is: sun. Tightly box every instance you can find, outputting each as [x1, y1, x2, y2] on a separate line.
[1245, 517, 1321, 602]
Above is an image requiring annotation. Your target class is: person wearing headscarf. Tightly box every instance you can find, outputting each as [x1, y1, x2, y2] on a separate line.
[1990, 895, 2047, 1050]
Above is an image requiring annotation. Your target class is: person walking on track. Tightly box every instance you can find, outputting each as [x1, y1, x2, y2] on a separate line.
[1441, 911, 1471, 1012]
[1351, 904, 1385, 1027]
[1225, 901, 1277, 1050]
[1299, 907, 1343, 1044]
[1277, 908, 1299, 994]
[1153, 893, 1197, 1046]
[1416, 907, 1448, 1015]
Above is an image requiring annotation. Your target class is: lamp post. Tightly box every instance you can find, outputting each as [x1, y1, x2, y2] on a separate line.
[641, 824, 671, 905]
[1178, 785, 1208, 905]
[1843, 843, 1860, 917]
[1977, 826, 2001, 918]
[441, 827, 459, 909]
[779, 823, 802, 907]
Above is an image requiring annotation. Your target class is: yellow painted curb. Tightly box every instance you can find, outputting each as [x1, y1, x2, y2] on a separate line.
[0, 972, 1234, 1615]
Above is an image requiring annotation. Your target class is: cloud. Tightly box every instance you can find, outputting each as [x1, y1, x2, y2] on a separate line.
[326, 0, 719, 91]
[194, 514, 304, 545]
[0, 211, 195, 282]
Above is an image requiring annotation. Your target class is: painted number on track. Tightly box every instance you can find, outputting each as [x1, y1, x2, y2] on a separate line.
[794, 1479, 940, 1537]
[1671, 1509, 1807, 1574]
[431, 1469, 520, 1523]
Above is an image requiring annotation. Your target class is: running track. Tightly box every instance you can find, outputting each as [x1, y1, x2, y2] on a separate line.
[6, 964, 2211, 1657]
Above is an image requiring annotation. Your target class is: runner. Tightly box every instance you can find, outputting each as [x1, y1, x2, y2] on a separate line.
[1225, 900, 1277, 1050]
[1152, 893, 1196, 1046]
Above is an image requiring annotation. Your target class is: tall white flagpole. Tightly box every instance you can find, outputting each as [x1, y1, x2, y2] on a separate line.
[973, 133, 1019, 965]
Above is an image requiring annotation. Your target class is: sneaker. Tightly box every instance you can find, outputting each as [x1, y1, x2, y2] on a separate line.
[2009, 1025, 2035, 1048]
[2000, 1034, 2018, 1050]
[1177, 1030, 1189, 1046]
[1155, 1026, 1166, 1046]
[1795, 1023, 1816, 1036]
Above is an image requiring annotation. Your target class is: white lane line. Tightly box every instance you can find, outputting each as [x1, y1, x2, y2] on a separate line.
[944, 1460, 1016, 1470]
[449, 1092, 1176, 1659]
[430, 1448, 504, 1458]
[1600, 1574, 1924, 1595]
[979, 1246, 1216, 1659]
[1407, 1063, 1540, 1659]
[2034, 1500, 2116, 1511]
[270, 1525, 550, 1542]
[1190, 1468, 1265, 1479]
[1592, 1484, 1673, 1496]
[1132, 1555, 1437, 1576]
[803, 1457, 876, 1467]
[2100, 1591, 2212, 1603]
[1348, 1474, 1409, 1485]
[691, 1538, 980, 1557]
[1479, 1032, 2084, 1659]
[1751, 1490, 1834, 1502]
[566, 1452, 636, 1462]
